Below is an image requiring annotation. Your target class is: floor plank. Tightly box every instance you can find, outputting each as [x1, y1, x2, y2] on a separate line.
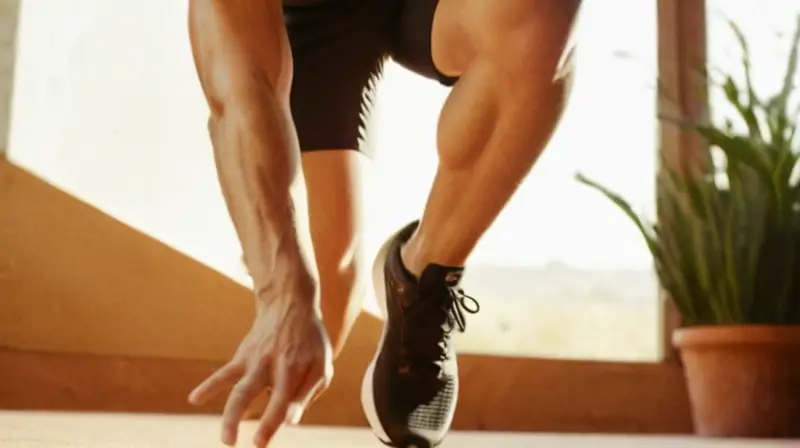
[0, 412, 794, 447]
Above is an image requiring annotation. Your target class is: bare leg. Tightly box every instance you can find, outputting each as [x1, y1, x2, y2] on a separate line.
[300, 150, 368, 358]
[361, 3, 581, 446]
[401, 0, 580, 275]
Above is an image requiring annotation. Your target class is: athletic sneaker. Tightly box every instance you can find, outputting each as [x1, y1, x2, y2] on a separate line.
[361, 221, 480, 448]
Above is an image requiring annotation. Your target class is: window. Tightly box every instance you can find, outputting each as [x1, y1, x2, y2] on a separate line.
[706, 0, 800, 127]
[9, 0, 661, 362]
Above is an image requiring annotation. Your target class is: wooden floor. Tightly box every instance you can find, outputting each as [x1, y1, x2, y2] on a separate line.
[0, 412, 795, 447]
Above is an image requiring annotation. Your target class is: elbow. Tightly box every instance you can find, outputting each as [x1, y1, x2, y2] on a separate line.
[211, 63, 292, 120]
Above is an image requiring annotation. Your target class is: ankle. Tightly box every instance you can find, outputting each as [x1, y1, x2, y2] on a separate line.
[400, 237, 427, 279]
[400, 232, 467, 279]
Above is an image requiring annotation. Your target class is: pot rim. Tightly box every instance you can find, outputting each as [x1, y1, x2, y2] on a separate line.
[673, 324, 800, 348]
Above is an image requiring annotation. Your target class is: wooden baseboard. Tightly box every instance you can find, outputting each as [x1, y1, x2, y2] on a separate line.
[0, 341, 692, 433]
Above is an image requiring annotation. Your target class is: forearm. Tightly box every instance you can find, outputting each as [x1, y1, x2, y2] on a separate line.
[189, 0, 317, 306]
[210, 98, 317, 305]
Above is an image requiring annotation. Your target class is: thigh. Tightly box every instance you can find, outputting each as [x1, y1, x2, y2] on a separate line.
[284, 0, 393, 153]
[432, 0, 581, 70]
[390, 0, 460, 85]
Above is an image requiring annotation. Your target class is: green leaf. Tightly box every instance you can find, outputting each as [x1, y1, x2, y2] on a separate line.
[722, 76, 763, 141]
[779, 16, 800, 116]
[728, 19, 762, 112]
[577, 14, 800, 327]
[694, 125, 774, 184]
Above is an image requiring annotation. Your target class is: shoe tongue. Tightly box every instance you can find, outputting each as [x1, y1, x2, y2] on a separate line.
[418, 264, 464, 292]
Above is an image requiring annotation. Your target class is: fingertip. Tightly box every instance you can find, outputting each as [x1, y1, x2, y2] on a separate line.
[253, 434, 268, 448]
[253, 422, 283, 448]
[221, 427, 237, 447]
[188, 386, 210, 406]
[221, 416, 241, 446]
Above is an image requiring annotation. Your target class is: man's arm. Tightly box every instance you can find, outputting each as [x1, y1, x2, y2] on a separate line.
[186, 4, 332, 446]
[188, 0, 317, 306]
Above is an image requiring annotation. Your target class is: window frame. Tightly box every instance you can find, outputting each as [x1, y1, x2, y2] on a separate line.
[658, 0, 708, 364]
[0, 0, 20, 157]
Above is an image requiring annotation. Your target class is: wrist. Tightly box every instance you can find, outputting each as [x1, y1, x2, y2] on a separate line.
[252, 254, 319, 309]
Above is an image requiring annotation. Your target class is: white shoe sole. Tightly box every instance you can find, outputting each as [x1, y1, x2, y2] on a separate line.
[361, 232, 395, 444]
[360, 230, 437, 447]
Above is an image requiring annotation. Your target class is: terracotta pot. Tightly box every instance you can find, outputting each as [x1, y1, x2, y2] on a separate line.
[673, 325, 800, 438]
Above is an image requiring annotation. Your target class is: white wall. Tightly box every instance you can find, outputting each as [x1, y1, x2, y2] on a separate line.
[7, 0, 659, 284]
[8, 0, 252, 284]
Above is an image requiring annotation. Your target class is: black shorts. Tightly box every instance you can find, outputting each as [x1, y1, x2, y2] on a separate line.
[283, 0, 457, 154]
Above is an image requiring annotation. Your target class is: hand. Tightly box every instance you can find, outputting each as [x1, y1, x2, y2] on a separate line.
[188, 299, 333, 447]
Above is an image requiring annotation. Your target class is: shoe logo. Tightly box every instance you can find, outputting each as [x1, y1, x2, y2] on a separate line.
[445, 271, 461, 285]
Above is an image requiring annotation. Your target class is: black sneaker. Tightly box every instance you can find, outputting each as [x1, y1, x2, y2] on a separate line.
[361, 221, 480, 447]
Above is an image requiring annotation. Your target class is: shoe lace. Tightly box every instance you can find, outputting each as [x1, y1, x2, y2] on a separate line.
[400, 286, 481, 377]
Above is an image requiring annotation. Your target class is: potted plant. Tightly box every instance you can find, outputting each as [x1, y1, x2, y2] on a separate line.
[576, 18, 800, 438]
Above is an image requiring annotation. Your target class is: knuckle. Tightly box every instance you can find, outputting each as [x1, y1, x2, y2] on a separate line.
[253, 355, 271, 371]
[282, 359, 303, 373]
[230, 383, 251, 399]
